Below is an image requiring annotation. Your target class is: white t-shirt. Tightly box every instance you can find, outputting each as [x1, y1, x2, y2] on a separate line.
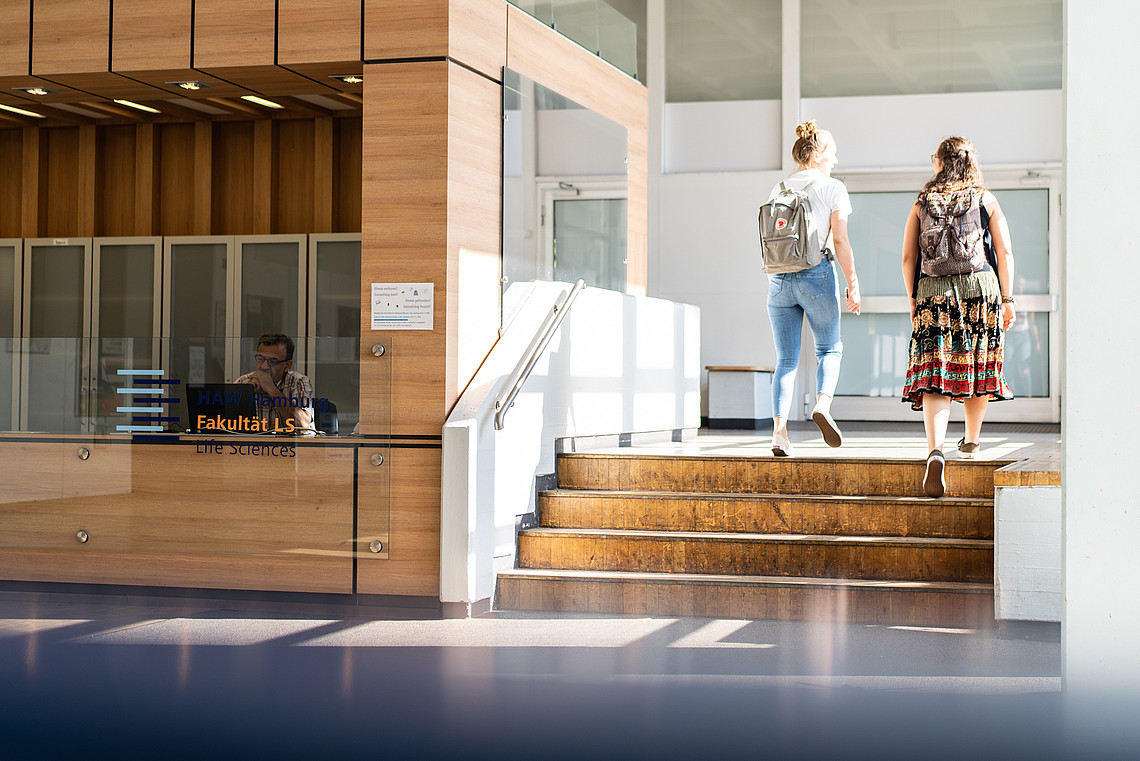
[767, 169, 852, 259]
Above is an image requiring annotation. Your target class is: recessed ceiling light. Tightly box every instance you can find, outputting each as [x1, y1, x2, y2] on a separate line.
[240, 95, 283, 109]
[330, 74, 363, 85]
[13, 86, 58, 96]
[114, 99, 161, 113]
[0, 103, 45, 118]
[165, 81, 212, 91]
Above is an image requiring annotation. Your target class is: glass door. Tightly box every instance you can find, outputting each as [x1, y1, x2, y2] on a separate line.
[830, 169, 1061, 423]
[540, 183, 628, 291]
[22, 238, 92, 433]
[92, 238, 162, 434]
[1, 240, 20, 430]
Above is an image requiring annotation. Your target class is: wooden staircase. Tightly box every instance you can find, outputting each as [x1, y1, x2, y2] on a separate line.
[496, 452, 1009, 627]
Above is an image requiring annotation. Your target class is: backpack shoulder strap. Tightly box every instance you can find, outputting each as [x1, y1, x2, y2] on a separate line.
[799, 178, 818, 194]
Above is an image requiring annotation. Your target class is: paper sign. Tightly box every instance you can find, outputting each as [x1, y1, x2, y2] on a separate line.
[371, 283, 434, 330]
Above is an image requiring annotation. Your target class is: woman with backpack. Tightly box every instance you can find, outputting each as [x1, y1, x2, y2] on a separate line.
[901, 136, 1016, 497]
[766, 120, 861, 457]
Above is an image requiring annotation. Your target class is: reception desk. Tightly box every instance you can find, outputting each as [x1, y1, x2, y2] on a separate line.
[0, 434, 390, 595]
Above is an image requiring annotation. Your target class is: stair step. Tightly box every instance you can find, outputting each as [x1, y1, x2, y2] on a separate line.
[496, 568, 996, 627]
[518, 527, 992, 583]
[557, 454, 1010, 499]
[539, 489, 993, 539]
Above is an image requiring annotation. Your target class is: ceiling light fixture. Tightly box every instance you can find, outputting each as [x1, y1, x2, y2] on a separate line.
[114, 99, 161, 113]
[166, 81, 212, 91]
[13, 86, 58, 96]
[0, 102, 45, 118]
[330, 74, 363, 84]
[240, 95, 284, 109]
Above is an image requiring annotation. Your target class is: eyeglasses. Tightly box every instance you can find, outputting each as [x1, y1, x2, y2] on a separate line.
[930, 154, 937, 163]
[254, 354, 287, 367]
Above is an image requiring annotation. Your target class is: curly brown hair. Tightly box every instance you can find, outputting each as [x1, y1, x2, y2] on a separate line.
[924, 136, 986, 193]
[791, 120, 834, 167]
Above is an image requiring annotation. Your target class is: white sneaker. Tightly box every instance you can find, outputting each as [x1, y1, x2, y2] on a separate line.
[923, 449, 946, 497]
[811, 404, 842, 447]
[772, 432, 794, 457]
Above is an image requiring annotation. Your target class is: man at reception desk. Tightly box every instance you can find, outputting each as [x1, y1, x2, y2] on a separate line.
[235, 333, 316, 435]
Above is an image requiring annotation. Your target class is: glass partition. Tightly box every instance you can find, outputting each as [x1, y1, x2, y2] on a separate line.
[503, 67, 628, 310]
[163, 236, 232, 387]
[309, 235, 362, 433]
[237, 236, 307, 371]
[509, 0, 639, 79]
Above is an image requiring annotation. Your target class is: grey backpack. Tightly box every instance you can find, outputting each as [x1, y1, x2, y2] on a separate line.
[917, 189, 987, 277]
[758, 179, 824, 274]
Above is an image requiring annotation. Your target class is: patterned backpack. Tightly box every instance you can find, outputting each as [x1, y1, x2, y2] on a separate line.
[757, 179, 824, 274]
[917, 189, 987, 277]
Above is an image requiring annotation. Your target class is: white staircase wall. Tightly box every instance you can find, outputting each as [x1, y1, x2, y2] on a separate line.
[441, 282, 700, 606]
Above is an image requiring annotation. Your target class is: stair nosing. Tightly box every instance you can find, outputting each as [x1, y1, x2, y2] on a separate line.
[558, 453, 1016, 467]
[518, 527, 993, 548]
[499, 567, 994, 593]
[541, 489, 992, 505]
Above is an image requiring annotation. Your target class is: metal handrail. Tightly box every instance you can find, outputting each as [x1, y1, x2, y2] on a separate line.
[494, 279, 587, 430]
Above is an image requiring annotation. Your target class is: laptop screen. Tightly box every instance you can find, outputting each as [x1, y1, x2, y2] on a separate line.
[185, 383, 262, 434]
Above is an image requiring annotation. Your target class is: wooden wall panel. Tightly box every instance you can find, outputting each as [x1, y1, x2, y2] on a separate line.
[275, 118, 316, 234]
[43, 127, 78, 235]
[360, 61, 449, 436]
[0, 2, 31, 76]
[158, 122, 196, 235]
[278, 0, 361, 66]
[31, 0, 110, 75]
[0, 130, 21, 237]
[21, 127, 44, 237]
[448, 0, 507, 81]
[363, 0, 448, 60]
[447, 64, 503, 394]
[96, 125, 136, 237]
[111, 0, 193, 72]
[133, 123, 159, 236]
[76, 125, 96, 235]
[333, 117, 362, 233]
[356, 446, 441, 597]
[193, 121, 212, 232]
[194, 0, 276, 68]
[313, 117, 334, 233]
[210, 121, 256, 235]
[505, 5, 649, 294]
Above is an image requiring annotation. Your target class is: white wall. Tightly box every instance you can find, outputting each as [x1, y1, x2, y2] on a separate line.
[441, 282, 700, 606]
[653, 90, 1063, 416]
[995, 486, 1061, 622]
[1063, 0, 1140, 711]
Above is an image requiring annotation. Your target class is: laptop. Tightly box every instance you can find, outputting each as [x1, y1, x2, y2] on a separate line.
[184, 382, 262, 434]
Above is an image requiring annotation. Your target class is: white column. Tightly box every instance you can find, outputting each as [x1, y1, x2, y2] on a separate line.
[1063, 0, 1140, 718]
[781, 0, 801, 175]
[646, 0, 665, 297]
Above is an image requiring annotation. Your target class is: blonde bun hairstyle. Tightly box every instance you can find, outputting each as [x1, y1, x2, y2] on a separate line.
[792, 120, 833, 167]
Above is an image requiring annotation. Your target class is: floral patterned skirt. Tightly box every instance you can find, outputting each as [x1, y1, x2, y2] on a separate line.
[901, 270, 1013, 411]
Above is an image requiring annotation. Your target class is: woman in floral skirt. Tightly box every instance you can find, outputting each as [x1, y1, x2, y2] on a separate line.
[901, 136, 1016, 497]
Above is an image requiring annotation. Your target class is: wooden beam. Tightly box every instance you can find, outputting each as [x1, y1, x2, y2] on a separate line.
[134, 123, 159, 236]
[21, 127, 42, 237]
[252, 119, 274, 234]
[313, 116, 334, 233]
[77, 124, 96, 235]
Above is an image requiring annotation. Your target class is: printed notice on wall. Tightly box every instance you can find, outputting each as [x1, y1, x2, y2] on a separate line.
[370, 283, 434, 330]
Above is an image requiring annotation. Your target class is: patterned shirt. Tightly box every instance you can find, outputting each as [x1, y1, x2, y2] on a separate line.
[233, 368, 315, 433]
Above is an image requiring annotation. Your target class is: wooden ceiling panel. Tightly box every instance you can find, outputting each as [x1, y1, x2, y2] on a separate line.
[112, 0, 193, 72]
[0, 75, 97, 102]
[30, 72, 174, 102]
[113, 69, 255, 99]
[281, 63, 364, 94]
[197, 65, 339, 96]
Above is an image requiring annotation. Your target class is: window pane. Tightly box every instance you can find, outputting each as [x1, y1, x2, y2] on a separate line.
[1004, 312, 1049, 397]
[991, 188, 1049, 294]
[666, 0, 781, 102]
[169, 242, 228, 387]
[27, 245, 86, 432]
[847, 191, 915, 298]
[836, 313, 911, 398]
[240, 241, 300, 367]
[553, 198, 627, 292]
[802, 0, 1062, 97]
[313, 239, 361, 433]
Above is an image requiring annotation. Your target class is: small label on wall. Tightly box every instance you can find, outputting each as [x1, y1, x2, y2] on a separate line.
[371, 283, 434, 330]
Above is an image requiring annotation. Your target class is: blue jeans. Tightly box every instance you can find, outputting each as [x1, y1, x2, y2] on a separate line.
[766, 258, 843, 419]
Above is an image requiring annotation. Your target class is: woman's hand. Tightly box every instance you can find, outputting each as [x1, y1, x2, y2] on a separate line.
[1002, 301, 1016, 331]
[845, 283, 861, 315]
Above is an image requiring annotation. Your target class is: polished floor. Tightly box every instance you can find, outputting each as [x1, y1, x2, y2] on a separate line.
[0, 425, 1107, 761]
